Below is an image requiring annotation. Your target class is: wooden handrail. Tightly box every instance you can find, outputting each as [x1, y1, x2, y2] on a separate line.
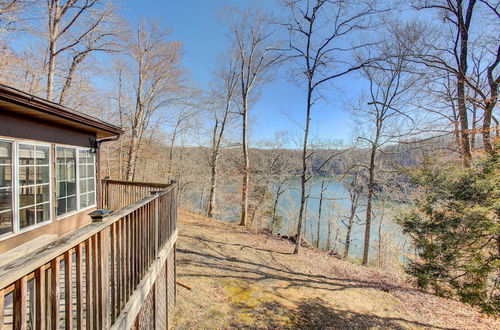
[1, 182, 177, 329]
[103, 179, 173, 188]
[0, 189, 171, 289]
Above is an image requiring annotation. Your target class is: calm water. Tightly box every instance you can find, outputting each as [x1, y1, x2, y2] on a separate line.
[266, 176, 409, 260]
[197, 176, 410, 262]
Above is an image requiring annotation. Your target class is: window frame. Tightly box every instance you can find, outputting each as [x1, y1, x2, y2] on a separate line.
[14, 140, 53, 235]
[0, 139, 14, 238]
[0, 137, 98, 241]
[56, 145, 97, 220]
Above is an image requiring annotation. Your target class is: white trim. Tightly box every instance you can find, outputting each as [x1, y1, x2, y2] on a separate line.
[55, 145, 96, 220]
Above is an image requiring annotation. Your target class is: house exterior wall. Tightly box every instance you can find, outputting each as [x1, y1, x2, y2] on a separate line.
[0, 111, 102, 254]
[0, 111, 95, 147]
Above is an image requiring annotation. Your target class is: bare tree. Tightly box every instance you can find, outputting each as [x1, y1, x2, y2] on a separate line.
[355, 25, 420, 265]
[410, 0, 500, 162]
[205, 58, 239, 218]
[122, 20, 185, 181]
[0, 0, 29, 35]
[226, 8, 281, 226]
[283, 0, 382, 254]
[42, 0, 120, 102]
[339, 157, 365, 259]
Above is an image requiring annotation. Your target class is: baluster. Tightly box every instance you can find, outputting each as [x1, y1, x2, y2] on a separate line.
[14, 277, 27, 330]
[75, 244, 83, 329]
[50, 258, 60, 330]
[35, 267, 45, 329]
[64, 251, 73, 329]
[85, 239, 92, 329]
[0, 288, 4, 329]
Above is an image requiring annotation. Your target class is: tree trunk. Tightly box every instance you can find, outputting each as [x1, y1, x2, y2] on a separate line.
[377, 214, 383, 268]
[457, 79, 472, 166]
[207, 157, 217, 218]
[59, 53, 87, 105]
[456, 0, 476, 167]
[294, 83, 313, 254]
[239, 96, 250, 226]
[343, 200, 358, 259]
[326, 222, 332, 251]
[125, 131, 139, 181]
[316, 180, 326, 248]
[362, 143, 377, 266]
[482, 83, 497, 153]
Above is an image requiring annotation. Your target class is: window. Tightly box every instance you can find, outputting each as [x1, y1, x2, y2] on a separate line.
[0, 141, 13, 236]
[56, 147, 77, 216]
[55, 147, 96, 217]
[18, 144, 50, 229]
[78, 150, 96, 209]
[0, 139, 97, 239]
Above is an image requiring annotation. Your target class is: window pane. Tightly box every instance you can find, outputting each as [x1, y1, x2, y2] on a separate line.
[87, 178, 95, 193]
[57, 164, 67, 181]
[67, 181, 76, 196]
[36, 184, 50, 204]
[36, 146, 49, 165]
[19, 186, 35, 207]
[87, 192, 95, 206]
[79, 165, 86, 178]
[88, 164, 95, 178]
[0, 142, 12, 164]
[37, 203, 50, 223]
[68, 163, 76, 181]
[0, 188, 12, 212]
[57, 181, 67, 198]
[19, 166, 35, 185]
[0, 211, 13, 235]
[67, 196, 77, 212]
[57, 199, 66, 216]
[37, 166, 50, 184]
[79, 150, 92, 164]
[19, 207, 36, 228]
[19, 145, 35, 165]
[80, 179, 87, 194]
[0, 165, 12, 187]
[80, 193, 88, 208]
[56, 147, 76, 217]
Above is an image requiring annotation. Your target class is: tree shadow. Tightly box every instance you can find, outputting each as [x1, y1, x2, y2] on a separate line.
[227, 296, 458, 330]
[177, 233, 457, 330]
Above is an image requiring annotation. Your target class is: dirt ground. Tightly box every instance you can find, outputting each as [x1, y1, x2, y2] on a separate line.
[172, 210, 499, 330]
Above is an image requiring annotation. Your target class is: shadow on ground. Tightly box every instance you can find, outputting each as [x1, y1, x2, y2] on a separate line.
[174, 230, 458, 330]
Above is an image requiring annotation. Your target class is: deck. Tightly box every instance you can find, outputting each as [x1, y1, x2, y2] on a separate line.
[0, 180, 177, 329]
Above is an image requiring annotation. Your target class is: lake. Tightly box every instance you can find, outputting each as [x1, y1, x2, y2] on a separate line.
[186, 175, 411, 266]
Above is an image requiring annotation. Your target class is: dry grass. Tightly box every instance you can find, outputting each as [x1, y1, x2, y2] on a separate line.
[172, 210, 499, 329]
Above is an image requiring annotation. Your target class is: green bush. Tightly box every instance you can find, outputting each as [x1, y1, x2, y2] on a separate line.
[398, 151, 499, 314]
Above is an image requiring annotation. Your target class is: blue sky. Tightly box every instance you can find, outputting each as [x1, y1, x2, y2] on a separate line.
[121, 0, 357, 145]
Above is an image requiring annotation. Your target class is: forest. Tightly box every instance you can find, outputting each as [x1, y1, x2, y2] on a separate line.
[0, 0, 498, 314]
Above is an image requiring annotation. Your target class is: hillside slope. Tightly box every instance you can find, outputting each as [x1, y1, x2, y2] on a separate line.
[172, 211, 498, 329]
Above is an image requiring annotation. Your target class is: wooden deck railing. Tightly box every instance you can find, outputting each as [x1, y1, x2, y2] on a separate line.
[102, 179, 174, 211]
[0, 185, 177, 329]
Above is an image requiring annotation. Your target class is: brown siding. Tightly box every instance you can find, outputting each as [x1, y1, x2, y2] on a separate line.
[0, 111, 95, 147]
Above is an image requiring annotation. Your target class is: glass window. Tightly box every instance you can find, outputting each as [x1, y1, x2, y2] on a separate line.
[18, 144, 50, 229]
[56, 147, 77, 216]
[78, 150, 96, 209]
[0, 141, 13, 236]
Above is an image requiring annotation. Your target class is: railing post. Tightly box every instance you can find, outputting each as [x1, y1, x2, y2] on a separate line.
[89, 210, 111, 329]
[150, 191, 163, 254]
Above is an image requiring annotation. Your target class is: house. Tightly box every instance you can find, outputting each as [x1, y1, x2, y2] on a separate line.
[0, 84, 178, 329]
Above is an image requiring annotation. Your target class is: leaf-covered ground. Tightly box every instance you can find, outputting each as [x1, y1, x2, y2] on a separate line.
[172, 211, 499, 329]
